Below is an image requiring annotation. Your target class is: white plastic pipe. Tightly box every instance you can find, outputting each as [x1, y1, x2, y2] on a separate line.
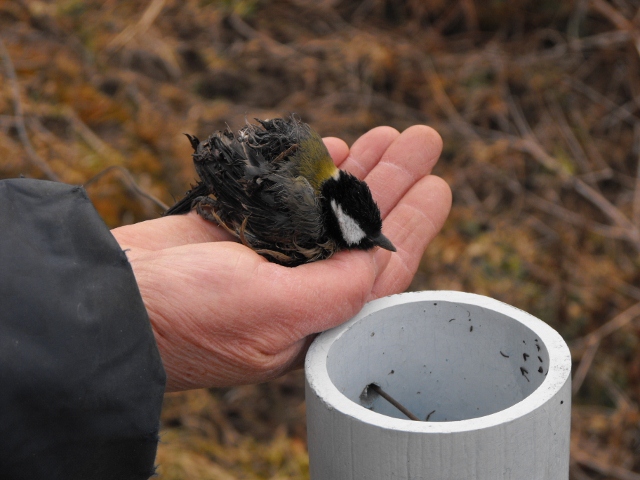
[305, 291, 571, 480]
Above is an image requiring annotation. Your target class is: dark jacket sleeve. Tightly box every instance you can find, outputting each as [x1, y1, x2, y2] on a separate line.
[0, 178, 166, 480]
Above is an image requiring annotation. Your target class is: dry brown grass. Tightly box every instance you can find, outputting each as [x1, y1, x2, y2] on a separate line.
[2, 0, 640, 477]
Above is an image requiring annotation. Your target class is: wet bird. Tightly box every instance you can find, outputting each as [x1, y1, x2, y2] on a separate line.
[164, 116, 396, 266]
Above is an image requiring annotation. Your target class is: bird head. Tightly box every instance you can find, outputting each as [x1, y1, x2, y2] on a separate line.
[321, 170, 396, 252]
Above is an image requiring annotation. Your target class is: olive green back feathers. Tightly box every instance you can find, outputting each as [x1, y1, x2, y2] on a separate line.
[165, 117, 395, 266]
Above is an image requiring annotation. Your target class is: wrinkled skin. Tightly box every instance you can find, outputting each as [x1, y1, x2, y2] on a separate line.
[112, 125, 452, 392]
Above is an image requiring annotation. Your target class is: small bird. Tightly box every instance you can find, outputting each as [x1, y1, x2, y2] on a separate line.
[164, 116, 396, 266]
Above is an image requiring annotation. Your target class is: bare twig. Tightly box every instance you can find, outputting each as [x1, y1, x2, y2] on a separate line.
[568, 461, 595, 480]
[598, 372, 635, 411]
[524, 193, 630, 240]
[587, 301, 640, 344]
[0, 114, 18, 131]
[0, 37, 60, 181]
[566, 76, 640, 127]
[460, 0, 478, 31]
[455, 170, 484, 210]
[422, 57, 481, 141]
[573, 178, 640, 246]
[506, 93, 534, 139]
[568, 0, 589, 39]
[590, 0, 640, 58]
[545, 94, 591, 173]
[351, 0, 376, 22]
[366, 384, 421, 421]
[60, 105, 123, 162]
[590, 0, 631, 30]
[574, 30, 632, 49]
[617, 282, 640, 302]
[572, 450, 640, 480]
[84, 165, 169, 211]
[514, 30, 632, 65]
[572, 339, 600, 395]
[598, 94, 640, 130]
[476, 162, 629, 241]
[633, 124, 640, 227]
[568, 108, 610, 171]
[420, 64, 640, 249]
[503, 103, 640, 249]
[431, 2, 464, 35]
[572, 301, 640, 358]
[106, 0, 167, 53]
[27, 103, 127, 164]
[227, 13, 299, 58]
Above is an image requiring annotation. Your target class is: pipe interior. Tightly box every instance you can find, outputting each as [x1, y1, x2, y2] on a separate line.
[326, 300, 549, 422]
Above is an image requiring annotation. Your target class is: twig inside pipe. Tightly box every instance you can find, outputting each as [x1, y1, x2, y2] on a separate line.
[366, 384, 421, 421]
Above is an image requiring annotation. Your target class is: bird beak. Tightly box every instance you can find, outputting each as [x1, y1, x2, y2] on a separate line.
[373, 232, 396, 252]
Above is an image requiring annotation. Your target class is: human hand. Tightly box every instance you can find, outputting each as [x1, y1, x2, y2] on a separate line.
[111, 125, 451, 392]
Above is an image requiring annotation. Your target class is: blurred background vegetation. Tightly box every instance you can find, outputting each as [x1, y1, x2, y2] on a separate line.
[2, 0, 640, 478]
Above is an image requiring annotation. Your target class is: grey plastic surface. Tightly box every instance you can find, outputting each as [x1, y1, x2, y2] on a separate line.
[305, 291, 571, 480]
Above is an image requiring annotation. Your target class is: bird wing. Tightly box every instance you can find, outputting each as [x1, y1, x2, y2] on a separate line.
[163, 181, 209, 216]
[164, 118, 335, 265]
[194, 132, 331, 263]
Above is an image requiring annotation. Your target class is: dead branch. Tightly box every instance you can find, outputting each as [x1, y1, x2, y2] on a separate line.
[569, 108, 611, 171]
[589, 0, 640, 58]
[598, 94, 640, 130]
[60, 106, 123, 162]
[0, 37, 60, 181]
[568, 461, 596, 480]
[598, 371, 636, 412]
[84, 165, 169, 212]
[523, 193, 631, 241]
[502, 96, 640, 250]
[572, 339, 600, 395]
[419, 56, 640, 251]
[545, 94, 591, 173]
[226, 13, 299, 58]
[566, 76, 640, 127]
[573, 178, 640, 246]
[572, 301, 640, 359]
[633, 124, 640, 227]
[590, 0, 632, 31]
[572, 450, 640, 480]
[422, 57, 481, 140]
[106, 0, 167, 54]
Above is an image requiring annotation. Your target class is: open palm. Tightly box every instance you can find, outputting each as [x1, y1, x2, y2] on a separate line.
[112, 125, 451, 392]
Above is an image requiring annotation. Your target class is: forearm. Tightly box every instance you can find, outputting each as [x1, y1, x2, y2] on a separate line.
[0, 178, 165, 480]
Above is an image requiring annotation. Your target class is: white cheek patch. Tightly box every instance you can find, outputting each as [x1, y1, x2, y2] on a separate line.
[331, 199, 367, 245]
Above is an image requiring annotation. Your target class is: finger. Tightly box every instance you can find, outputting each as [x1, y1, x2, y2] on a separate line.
[365, 125, 443, 217]
[323, 137, 349, 166]
[112, 212, 236, 250]
[371, 175, 452, 298]
[338, 126, 400, 177]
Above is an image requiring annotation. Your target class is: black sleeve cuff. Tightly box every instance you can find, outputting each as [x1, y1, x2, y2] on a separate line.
[0, 178, 166, 480]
